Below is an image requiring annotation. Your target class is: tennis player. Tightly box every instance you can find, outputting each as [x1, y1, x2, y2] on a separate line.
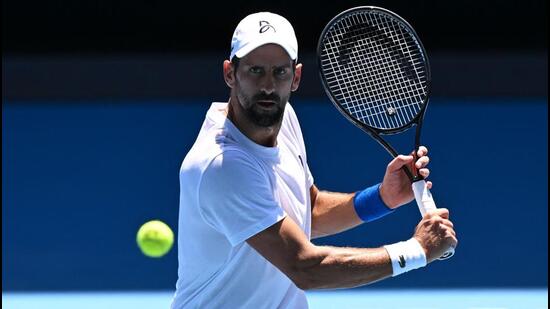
[171, 12, 457, 309]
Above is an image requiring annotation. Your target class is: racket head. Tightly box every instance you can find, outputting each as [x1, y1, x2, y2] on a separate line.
[318, 6, 431, 135]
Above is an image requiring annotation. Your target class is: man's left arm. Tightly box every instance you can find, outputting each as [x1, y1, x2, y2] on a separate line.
[310, 147, 431, 238]
[310, 186, 361, 238]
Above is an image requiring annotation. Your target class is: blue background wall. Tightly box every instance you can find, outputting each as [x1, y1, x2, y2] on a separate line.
[2, 98, 547, 290]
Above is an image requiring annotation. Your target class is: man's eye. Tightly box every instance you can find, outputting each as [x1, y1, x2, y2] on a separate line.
[249, 67, 263, 74]
[275, 68, 287, 76]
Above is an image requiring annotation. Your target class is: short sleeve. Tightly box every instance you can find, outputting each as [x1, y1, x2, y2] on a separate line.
[198, 150, 286, 246]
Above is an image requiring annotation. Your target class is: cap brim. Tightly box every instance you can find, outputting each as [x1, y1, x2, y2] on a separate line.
[234, 38, 297, 60]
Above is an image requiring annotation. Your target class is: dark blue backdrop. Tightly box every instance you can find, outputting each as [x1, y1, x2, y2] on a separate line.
[2, 98, 548, 290]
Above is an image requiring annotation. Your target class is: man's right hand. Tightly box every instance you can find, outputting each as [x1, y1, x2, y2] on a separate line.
[413, 208, 458, 263]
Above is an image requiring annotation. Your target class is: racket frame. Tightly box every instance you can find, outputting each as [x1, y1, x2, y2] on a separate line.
[317, 6, 432, 182]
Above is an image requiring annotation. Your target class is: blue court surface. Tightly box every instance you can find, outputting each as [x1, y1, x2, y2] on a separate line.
[3, 289, 547, 309]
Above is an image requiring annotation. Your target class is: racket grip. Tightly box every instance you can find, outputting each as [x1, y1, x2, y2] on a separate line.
[411, 180, 455, 260]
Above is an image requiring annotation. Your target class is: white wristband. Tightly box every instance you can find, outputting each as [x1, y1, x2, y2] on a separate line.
[384, 238, 427, 277]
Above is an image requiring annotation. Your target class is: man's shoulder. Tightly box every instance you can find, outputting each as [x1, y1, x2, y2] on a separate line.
[184, 134, 260, 170]
[206, 147, 263, 176]
[284, 102, 298, 119]
[183, 137, 255, 170]
[280, 102, 305, 141]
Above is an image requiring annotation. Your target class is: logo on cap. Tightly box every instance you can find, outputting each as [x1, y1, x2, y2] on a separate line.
[259, 21, 276, 33]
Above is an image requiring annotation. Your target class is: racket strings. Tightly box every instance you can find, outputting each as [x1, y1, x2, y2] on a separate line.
[320, 10, 429, 130]
[335, 21, 423, 125]
[326, 12, 425, 118]
[331, 13, 424, 125]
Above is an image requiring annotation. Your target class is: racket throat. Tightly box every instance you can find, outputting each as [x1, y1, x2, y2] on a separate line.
[411, 120, 424, 182]
[410, 151, 422, 182]
[370, 130, 423, 183]
[401, 165, 422, 183]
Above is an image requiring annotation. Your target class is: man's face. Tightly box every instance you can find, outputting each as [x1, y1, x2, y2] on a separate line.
[232, 44, 295, 127]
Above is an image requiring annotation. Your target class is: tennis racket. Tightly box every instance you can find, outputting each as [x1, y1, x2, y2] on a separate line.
[317, 6, 454, 259]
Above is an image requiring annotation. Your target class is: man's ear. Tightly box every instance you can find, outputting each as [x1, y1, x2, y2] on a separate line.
[291, 63, 303, 92]
[223, 60, 235, 89]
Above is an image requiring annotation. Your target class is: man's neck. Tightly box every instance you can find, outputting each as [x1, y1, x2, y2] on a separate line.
[226, 98, 281, 147]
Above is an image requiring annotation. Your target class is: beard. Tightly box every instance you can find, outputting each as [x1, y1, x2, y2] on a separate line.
[237, 91, 288, 127]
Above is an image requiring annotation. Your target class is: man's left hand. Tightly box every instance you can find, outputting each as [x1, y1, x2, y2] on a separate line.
[379, 146, 431, 209]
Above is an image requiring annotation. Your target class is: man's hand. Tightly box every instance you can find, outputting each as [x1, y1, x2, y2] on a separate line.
[379, 146, 431, 209]
[413, 208, 458, 263]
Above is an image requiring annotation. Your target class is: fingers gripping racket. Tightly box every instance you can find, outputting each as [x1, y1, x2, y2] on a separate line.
[317, 6, 454, 259]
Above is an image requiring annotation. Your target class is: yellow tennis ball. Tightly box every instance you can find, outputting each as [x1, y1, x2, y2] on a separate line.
[136, 220, 174, 258]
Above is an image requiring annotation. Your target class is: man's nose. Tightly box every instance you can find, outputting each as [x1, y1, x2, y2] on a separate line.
[260, 74, 275, 94]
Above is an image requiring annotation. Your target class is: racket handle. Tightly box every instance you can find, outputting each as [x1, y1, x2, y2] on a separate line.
[411, 180, 455, 260]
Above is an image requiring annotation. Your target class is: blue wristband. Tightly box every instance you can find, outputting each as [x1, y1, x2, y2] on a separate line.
[353, 183, 394, 222]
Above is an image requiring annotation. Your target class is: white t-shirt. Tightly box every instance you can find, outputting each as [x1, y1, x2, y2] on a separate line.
[172, 102, 314, 309]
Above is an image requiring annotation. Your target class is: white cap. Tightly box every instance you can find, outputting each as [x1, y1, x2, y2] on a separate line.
[230, 12, 298, 61]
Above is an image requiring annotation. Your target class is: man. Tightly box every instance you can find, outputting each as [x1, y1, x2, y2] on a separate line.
[172, 12, 457, 309]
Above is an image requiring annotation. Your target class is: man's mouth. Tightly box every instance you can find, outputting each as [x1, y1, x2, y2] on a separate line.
[256, 100, 276, 108]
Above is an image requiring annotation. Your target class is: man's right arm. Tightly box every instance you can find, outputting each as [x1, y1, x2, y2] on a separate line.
[246, 208, 456, 290]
